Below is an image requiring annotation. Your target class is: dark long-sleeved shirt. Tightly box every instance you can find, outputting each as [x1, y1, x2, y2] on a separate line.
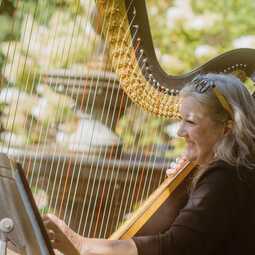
[133, 160, 255, 255]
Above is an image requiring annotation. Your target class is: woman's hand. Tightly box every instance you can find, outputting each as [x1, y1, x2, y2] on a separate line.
[43, 214, 138, 255]
[166, 156, 188, 177]
[43, 214, 82, 255]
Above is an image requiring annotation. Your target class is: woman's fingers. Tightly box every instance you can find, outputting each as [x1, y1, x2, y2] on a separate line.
[44, 228, 58, 249]
[43, 214, 67, 233]
[43, 214, 62, 227]
[166, 167, 178, 176]
[166, 156, 188, 177]
[43, 214, 82, 254]
[47, 229, 55, 240]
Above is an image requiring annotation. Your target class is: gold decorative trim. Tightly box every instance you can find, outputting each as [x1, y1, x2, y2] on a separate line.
[97, 0, 181, 119]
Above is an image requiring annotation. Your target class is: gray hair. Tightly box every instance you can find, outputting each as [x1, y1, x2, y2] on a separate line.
[181, 73, 255, 171]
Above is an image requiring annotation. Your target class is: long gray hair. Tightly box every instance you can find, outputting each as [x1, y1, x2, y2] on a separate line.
[180, 73, 255, 184]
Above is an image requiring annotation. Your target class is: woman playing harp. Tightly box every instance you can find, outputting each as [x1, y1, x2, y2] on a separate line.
[44, 73, 255, 254]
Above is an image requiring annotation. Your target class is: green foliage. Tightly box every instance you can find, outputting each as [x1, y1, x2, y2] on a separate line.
[3, 2, 83, 79]
[147, 0, 255, 74]
[14, 0, 85, 25]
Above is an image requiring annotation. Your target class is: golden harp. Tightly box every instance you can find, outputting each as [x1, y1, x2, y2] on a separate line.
[0, 0, 255, 253]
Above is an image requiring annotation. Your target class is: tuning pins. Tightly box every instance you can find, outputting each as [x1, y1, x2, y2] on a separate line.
[133, 6, 136, 16]
[223, 63, 248, 73]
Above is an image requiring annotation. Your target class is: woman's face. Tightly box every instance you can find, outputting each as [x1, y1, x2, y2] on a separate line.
[177, 96, 224, 165]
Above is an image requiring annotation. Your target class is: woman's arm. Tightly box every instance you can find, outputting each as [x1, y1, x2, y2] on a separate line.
[81, 238, 137, 255]
[43, 214, 138, 255]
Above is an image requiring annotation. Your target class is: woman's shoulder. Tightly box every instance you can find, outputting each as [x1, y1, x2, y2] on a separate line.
[198, 159, 255, 190]
[190, 161, 240, 204]
[200, 160, 237, 181]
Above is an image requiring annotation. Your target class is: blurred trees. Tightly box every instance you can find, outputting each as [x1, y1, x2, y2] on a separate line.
[147, 0, 255, 74]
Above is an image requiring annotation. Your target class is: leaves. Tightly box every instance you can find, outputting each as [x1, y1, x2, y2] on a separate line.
[147, 0, 255, 74]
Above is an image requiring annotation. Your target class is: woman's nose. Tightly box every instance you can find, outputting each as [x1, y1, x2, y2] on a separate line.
[177, 122, 186, 137]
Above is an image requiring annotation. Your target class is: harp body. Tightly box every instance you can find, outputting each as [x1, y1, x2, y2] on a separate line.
[0, 0, 254, 252]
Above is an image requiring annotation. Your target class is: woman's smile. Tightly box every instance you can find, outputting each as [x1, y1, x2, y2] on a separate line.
[177, 96, 225, 165]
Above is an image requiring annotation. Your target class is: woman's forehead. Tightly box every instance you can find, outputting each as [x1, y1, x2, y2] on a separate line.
[180, 96, 208, 119]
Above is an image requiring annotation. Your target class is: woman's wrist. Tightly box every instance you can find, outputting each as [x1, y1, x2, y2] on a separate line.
[65, 227, 84, 253]
[79, 238, 138, 255]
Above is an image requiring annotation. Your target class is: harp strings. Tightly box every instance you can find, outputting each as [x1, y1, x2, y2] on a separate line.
[54, 2, 98, 219]
[1, 1, 32, 157]
[64, 10, 105, 225]
[93, 1, 146, 238]
[0, 0, 168, 239]
[114, 47, 148, 229]
[69, 0, 119, 237]
[113, 37, 166, 233]
[79, 0, 140, 238]
[47, 2, 104, 218]
[18, 2, 63, 188]
[88, 0, 165, 237]
[96, 0, 164, 238]
[34, 10, 72, 211]
[65, 0, 117, 232]
[32, 4, 87, 215]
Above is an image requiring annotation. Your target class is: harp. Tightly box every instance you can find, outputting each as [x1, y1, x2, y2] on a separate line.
[94, 0, 255, 238]
[0, 0, 255, 252]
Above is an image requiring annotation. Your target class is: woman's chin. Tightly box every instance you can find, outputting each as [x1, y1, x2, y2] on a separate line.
[183, 150, 197, 162]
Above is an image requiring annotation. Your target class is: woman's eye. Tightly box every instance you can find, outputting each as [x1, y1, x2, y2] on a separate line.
[186, 120, 195, 124]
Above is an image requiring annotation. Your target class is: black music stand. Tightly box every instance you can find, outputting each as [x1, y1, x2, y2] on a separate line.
[0, 153, 55, 255]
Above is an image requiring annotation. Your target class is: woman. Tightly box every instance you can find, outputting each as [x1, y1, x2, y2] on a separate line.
[44, 73, 255, 254]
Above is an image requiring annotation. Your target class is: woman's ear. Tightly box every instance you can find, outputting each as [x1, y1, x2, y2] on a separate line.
[223, 120, 233, 135]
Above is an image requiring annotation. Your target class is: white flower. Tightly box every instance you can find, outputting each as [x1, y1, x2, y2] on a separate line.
[33, 189, 49, 210]
[31, 98, 49, 120]
[174, 0, 191, 9]
[0, 88, 25, 104]
[150, 5, 159, 16]
[167, 7, 193, 29]
[165, 122, 181, 138]
[185, 13, 220, 31]
[21, 15, 49, 56]
[194, 45, 218, 60]
[0, 132, 27, 146]
[159, 54, 187, 74]
[233, 35, 255, 48]
[56, 118, 121, 151]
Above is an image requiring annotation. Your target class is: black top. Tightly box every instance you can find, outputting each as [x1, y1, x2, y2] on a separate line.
[133, 160, 255, 255]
